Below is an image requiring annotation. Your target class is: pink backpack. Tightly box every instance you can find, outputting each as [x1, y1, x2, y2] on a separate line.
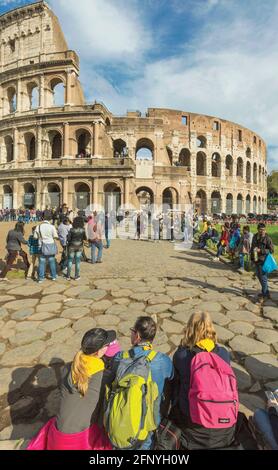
[189, 351, 239, 429]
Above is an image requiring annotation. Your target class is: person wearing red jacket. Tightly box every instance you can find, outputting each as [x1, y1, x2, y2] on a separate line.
[213, 222, 230, 261]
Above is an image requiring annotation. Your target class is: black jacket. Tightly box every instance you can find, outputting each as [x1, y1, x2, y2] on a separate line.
[6, 230, 28, 252]
[251, 233, 274, 264]
[67, 227, 87, 250]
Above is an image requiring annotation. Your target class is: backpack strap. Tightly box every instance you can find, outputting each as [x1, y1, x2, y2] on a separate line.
[146, 350, 157, 362]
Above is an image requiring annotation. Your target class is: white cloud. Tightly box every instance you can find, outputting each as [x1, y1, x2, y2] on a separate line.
[48, 0, 151, 64]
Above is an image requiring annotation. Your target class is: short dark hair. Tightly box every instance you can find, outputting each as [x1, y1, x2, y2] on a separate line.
[258, 223, 266, 230]
[43, 211, 52, 221]
[243, 225, 250, 232]
[134, 316, 157, 342]
[73, 216, 84, 229]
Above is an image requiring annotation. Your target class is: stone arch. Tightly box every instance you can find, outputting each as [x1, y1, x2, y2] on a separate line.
[226, 193, 233, 215]
[246, 194, 251, 213]
[5, 135, 14, 162]
[253, 195, 257, 213]
[47, 182, 61, 208]
[27, 81, 39, 110]
[24, 132, 36, 160]
[211, 190, 221, 213]
[113, 138, 128, 158]
[49, 131, 62, 159]
[253, 163, 258, 184]
[195, 189, 207, 215]
[76, 129, 92, 157]
[136, 186, 154, 210]
[246, 147, 251, 159]
[246, 161, 251, 183]
[23, 182, 36, 208]
[237, 157, 243, 178]
[211, 152, 221, 177]
[104, 182, 122, 213]
[3, 185, 13, 209]
[179, 148, 190, 168]
[196, 135, 206, 148]
[49, 77, 65, 106]
[135, 138, 154, 160]
[7, 86, 17, 113]
[162, 187, 179, 211]
[74, 182, 90, 210]
[225, 155, 233, 177]
[196, 151, 206, 176]
[237, 193, 243, 215]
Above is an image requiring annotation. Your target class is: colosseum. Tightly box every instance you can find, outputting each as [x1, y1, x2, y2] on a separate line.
[0, 1, 267, 215]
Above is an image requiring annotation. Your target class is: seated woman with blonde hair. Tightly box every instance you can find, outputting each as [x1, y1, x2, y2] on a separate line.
[27, 328, 118, 450]
[170, 312, 238, 450]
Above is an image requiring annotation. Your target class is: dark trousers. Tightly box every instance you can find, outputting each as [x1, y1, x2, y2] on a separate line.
[256, 264, 269, 296]
[1, 250, 29, 278]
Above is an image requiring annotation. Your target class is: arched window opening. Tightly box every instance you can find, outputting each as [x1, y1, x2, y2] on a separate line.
[211, 191, 221, 213]
[253, 163, 258, 184]
[113, 139, 128, 158]
[7, 87, 17, 113]
[196, 136, 206, 148]
[195, 190, 207, 215]
[178, 148, 190, 168]
[47, 183, 61, 208]
[24, 183, 36, 208]
[253, 196, 257, 213]
[237, 194, 243, 215]
[75, 183, 90, 210]
[49, 132, 62, 159]
[136, 138, 154, 160]
[237, 157, 243, 177]
[246, 195, 251, 214]
[24, 133, 36, 161]
[5, 136, 14, 162]
[211, 153, 221, 177]
[50, 79, 65, 106]
[136, 187, 154, 211]
[76, 130, 91, 158]
[246, 147, 251, 159]
[3, 185, 13, 210]
[225, 155, 233, 177]
[104, 182, 122, 213]
[28, 83, 39, 109]
[196, 152, 206, 176]
[246, 161, 251, 183]
[226, 194, 233, 215]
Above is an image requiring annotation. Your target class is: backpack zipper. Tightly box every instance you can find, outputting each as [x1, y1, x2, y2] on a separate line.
[199, 399, 237, 404]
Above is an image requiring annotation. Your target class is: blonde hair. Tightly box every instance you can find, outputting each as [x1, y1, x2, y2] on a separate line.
[181, 312, 217, 350]
[71, 351, 89, 396]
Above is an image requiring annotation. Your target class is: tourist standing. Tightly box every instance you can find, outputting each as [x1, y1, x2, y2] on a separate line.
[34, 212, 59, 283]
[58, 217, 72, 272]
[238, 225, 253, 273]
[66, 216, 87, 280]
[88, 216, 103, 263]
[0, 222, 30, 280]
[27, 226, 41, 280]
[251, 223, 275, 300]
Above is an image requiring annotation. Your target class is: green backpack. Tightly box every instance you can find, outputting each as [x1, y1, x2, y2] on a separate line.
[104, 350, 159, 449]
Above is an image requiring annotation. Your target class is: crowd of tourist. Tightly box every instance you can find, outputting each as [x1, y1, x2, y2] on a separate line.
[26, 314, 278, 450]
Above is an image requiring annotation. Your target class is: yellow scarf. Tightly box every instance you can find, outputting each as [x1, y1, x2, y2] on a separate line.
[72, 354, 104, 384]
[196, 338, 215, 352]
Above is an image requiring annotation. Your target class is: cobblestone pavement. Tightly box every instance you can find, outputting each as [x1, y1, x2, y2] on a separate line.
[0, 238, 277, 449]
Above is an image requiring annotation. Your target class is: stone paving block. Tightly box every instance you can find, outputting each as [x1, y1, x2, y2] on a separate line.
[1, 341, 46, 366]
[63, 285, 90, 297]
[229, 336, 270, 355]
[161, 319, 183, 334]
[7, 286, 43, 297]
[72, 317, 97, 332]
[78, 289, 107, 301]
[214, 325, 235, 342]
[3, 299, 39, 311]
[263, 307, 278, 323]
[9, 329, 47, 346]
[36, 303, 62, 313]
[96, 314, 121, 326]
[148, 295, 173, 305]
[39, 318, 71, 333]
[61, 307, 90, 320]
[40, 294, 67, 304]
[39, 344, 74, 365]
[111, 289, 133, 298]
[16, 321, 42, 332]
[90, 300, 113, 314]
[11, 309, 35, 321]
[239, 394, 266, 418]
[244, 354, 278, 380]
[0, 308, 9, 320]
[231, 361, 252, 391]
[254, 328, 278, 345]
[145, 304, 170, 315]
[226, 310, 260, 323]
[229, 322, 255, 336]
[47, 327, 75, 345]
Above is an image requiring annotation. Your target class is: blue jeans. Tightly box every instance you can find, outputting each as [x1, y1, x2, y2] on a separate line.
[256, 264, 269, 296]
[38, 255, 57, 281]
[137, 433, 154, 450]
[67, 250, 82, 278]
[253, 409, 278, 450]
[105, 231, 110, 248]
[91, 240, 103, 262]
[216, 243, 224, 257]
[239, 253, 245, 269]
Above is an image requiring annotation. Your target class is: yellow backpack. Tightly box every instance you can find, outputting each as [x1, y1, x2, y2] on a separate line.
[104, 350, 159, 449]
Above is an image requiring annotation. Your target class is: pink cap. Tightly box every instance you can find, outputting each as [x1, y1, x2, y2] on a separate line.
[105, 340, 121, 357]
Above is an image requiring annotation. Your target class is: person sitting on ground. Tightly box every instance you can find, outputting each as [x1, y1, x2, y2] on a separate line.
[213, 222, 230, 261]
[0, 222, 30, 280]
[238, 225, 253, 274]
[105, 316, 173, 450]
[250, 392, 278, 450]
[250, 222, 275, 301]
[27, 328, 115, 450]
[170, 312, 238, 450]
[198, 222, 218, 249]
[66, 216, 87, 281]
[27, 226, 41, 280]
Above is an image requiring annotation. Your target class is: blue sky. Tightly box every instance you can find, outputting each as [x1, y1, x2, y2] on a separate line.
[1, 0, 278, 172]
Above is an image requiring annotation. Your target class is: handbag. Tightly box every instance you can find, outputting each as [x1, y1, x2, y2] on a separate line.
[262, 253, 278, 274]
[38, 225, 58, 257]
[153, 418, 182, 450]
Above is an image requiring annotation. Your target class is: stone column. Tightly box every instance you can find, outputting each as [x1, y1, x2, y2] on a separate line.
[93, 177, 98, 205]
[63, 177, 69, 206]
[39, 74, 45, 110]
[13, 179, 19, 209]
[124, 178, 130, 206]
[36, 125, 42, 164]
[36, 179, 42, 209]
[93, 122, 99, 157]
[65, 70, 72, 105]
[13, 128, 19, 164]
[63, 122, 69, 158]
[16, 79, 22, 113]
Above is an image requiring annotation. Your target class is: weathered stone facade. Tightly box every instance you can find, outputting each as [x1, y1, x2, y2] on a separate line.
[0, 1, 267, 214]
